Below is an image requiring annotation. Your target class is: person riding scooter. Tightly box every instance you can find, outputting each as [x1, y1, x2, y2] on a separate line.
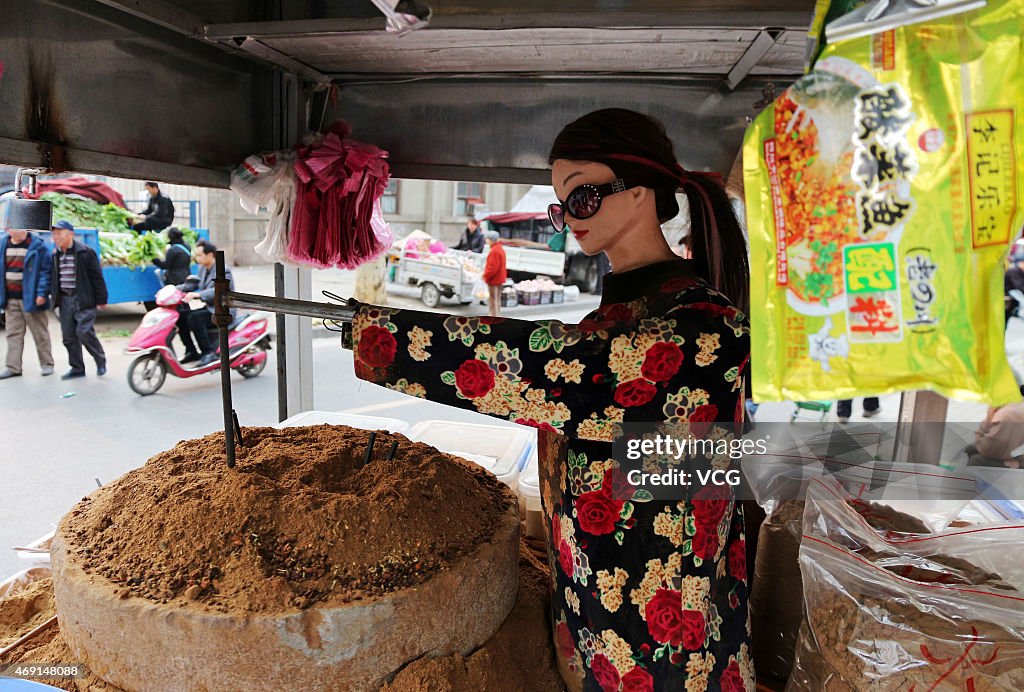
[180, 240, 236, 367]
[124, 278, 269, 396]
[153, 227, 194, 357]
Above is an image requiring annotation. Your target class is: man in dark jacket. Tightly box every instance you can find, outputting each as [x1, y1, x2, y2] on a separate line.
[132, 182, 175, 231]
[152, 227, 196, 359]
[50, 220, 108, 379]
[182, 240, 236, 367]
[452, 218, 485, 253]
[0, 227, 54, 379]
[151, 227, 192, 286]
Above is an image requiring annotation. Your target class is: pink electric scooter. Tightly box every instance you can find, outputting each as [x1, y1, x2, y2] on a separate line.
[125, 280, 270, 395]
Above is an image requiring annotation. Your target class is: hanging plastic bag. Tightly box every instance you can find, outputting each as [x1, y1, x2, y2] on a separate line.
[286, 122, 393, 270]
[230, 151, 293, 214]
[741, 429, 979, 682]
[744, 0, 1024, 405]
[790, 478, 1024, 690]
[252, 165, 296, 265]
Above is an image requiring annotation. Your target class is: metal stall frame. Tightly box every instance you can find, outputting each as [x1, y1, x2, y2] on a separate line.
[12, 1, 953, 457]
[5, 0, 815, 424]
[213, 251, 355, 466]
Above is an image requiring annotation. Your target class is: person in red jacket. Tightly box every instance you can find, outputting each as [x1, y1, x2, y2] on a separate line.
[482, 230, 506, 317]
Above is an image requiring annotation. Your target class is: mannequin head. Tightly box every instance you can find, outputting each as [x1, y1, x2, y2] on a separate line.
[550, 159, 665, 269]
[548, 108, 749, 313]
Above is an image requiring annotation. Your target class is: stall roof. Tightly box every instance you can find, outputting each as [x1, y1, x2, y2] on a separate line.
[3, 1, 814, 184]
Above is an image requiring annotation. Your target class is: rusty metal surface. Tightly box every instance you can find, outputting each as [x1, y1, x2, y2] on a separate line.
[326, 77, 781, 181]
[0, 0, 271, 184]
[260, 27, 805, 77]
[0, 1, 812, 184]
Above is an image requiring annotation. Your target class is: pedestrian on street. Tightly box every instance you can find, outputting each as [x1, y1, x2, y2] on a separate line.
[151, 227, 197, 360]
[131, 182, 175, 232]
[482, 230, 507, 317]
[151, 227, 192, 286]
[50, 220, 108, 379]
[836, 397, 880, 423]
[0, 226, 55, 379]
[181, 240, 236, 367]
[452, 217, 485, 253]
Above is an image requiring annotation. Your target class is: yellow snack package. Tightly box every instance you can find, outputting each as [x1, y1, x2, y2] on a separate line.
[744, 0, 1024, 405]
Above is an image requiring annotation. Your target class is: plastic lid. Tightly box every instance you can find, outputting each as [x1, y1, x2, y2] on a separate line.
[276, 410, 410, 435]
[517, 458, 541, 510]
[408, 420, 533, 486]
[519, 462, 539, 492]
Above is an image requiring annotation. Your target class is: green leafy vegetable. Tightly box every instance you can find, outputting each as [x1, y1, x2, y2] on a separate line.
[43, 192, 198, 268]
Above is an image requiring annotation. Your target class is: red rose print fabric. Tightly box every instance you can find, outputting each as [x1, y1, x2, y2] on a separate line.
[350, 259, 753, 690]
[356, 325, 397, 368]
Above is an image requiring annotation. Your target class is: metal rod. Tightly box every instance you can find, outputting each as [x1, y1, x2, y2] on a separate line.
[224, 290, 356, 322]
[213, 251, 237, 468]
[274, 264, 289, 423]
[232, 410, 246, 448]
[363, 431, 377, 467]
[386, 440, 399, 461]
[0, 615, 57, 659]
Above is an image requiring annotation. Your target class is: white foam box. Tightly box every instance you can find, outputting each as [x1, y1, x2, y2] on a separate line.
[407, 420, 535, 489]
[275, 410, 410, 435]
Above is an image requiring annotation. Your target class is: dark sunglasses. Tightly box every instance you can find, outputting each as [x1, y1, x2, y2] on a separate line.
[547, 179, 634, 232]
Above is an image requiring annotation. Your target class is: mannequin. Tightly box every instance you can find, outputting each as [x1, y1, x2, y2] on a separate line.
[348, 109, 753, 690]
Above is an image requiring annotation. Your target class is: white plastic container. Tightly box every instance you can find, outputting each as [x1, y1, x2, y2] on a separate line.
[407, 420, 534, 489]
[14, 530, 54, 567]
[517, 451, 544, 538]
[275, 410, 410, 435]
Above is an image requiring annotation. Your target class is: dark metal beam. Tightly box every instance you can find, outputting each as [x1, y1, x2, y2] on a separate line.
[225, 291, 356, 322]
[234, 38, 332, 85]
[88, 0, 206, 37]
[0, 137, 230, 189]
[205, 10, 812, 40]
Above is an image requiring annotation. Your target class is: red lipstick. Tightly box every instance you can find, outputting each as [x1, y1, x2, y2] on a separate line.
[571, 229, 589, 239]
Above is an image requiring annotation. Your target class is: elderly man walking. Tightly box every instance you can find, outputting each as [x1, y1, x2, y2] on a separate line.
[0, 225, 54, 379]
[50, 220, 108, 379]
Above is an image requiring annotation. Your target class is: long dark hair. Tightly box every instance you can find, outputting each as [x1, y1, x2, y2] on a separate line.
[549, 108, 749, 314]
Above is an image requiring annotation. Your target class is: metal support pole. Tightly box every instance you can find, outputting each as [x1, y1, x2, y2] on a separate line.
[224, 290, 357, 321]
[892, 390, 949, 464]
[213, 251, 237, 468]
[274, 263, 288, 422]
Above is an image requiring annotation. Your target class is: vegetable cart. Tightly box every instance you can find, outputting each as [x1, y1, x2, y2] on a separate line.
[76, 227, 210, 305]
[395, 249, 484, 308]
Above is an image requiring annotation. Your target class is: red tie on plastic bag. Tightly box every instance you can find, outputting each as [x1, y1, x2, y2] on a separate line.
[287, 122, 393, 269]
